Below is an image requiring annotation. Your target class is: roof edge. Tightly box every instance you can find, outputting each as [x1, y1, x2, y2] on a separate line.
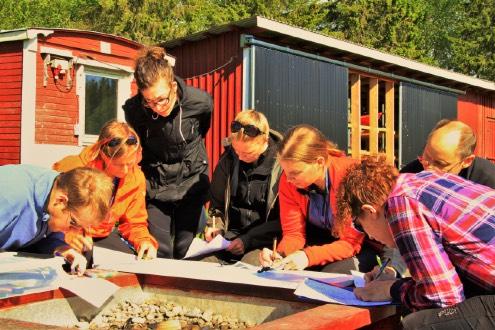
[254, 17, 495, 91]
[0, 28, 54, 42]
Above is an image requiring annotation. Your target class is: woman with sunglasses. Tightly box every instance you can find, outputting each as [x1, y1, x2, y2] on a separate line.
[123, 46, 212, 259]
[203, 110, 282, 264]
[53, 120, 158, 260]
[259, 124, 367, 272]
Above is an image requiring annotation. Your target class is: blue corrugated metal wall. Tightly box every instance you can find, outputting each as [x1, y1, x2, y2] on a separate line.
[253, 46, 349, 150]
[400, 82, 458, 166]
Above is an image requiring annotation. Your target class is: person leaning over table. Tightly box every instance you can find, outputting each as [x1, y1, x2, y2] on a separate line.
[52, 120, 158, 260]
[259, 124, 369, 272]
[0, 165, 113, 275]
[201, 110, 282, 265]
[337, 156, 495, 330]
[123, 46, 213, 259]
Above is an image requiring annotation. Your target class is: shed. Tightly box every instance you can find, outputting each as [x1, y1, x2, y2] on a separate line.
[0, 28, 141, 167]
[163, 16, 495, 168]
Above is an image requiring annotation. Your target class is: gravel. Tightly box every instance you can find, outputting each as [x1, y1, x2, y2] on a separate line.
[87, 299, 256, 330]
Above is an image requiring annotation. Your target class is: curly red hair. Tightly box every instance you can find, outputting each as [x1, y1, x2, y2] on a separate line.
[335, 155, 398, 236]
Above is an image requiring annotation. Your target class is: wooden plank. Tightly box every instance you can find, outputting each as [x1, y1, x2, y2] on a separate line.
[385, 81, 395, 162]
[369, 78, 379, 155]
[350, 74, 361, 159]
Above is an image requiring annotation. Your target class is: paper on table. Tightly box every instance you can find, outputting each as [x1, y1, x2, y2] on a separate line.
[295, 278, 391, 306]
[92, 247, 353, 291]
[183, 235, 230, 259]
[351, 270, 366, 288]
[57, 274, 119, 307]
[258, 270, 353, 287]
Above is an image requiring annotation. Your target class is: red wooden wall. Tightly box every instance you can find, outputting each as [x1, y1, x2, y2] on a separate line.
[0, 41, 23, 165]
[167, 31, 243, 176]
[458, 92, 495, 163]
[35, 31, 140, 145]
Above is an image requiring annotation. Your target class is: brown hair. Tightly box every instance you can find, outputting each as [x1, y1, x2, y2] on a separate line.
[55, 167, 114, 222]
[428, 119, 477, 158]
[230, 110, 270, 143]
[278, 124, 345, 164]
[336, 155, 398, 236]
[134, 46, 174, 90]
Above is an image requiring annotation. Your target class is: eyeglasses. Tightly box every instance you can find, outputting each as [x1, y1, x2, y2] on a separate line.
[417, 155, 463, 173]
[142, 88, 173, 109]
[106, 136, 138, 148]
[67, 211, 82, 229]
[231, 121, 265, 137]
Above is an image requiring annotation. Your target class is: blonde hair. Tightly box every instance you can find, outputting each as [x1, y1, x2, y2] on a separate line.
[230, 110, 269, 144]
[134, 46, 174, 90]
[84, 120, 141, 164]
[55, 167, 114, 222]
[278, 124, 345, 164]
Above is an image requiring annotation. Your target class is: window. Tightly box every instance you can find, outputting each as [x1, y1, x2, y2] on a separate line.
[77, 66, 132, 145]
[85, 75, 117, 135]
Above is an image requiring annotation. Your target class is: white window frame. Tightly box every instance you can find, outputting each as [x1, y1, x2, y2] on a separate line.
[76, 64, 132, 146]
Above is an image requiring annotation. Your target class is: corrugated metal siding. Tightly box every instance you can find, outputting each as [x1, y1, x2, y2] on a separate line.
[0, 41, 23, 165]
[253, 46, 349, 149]
[400, 82, 458, 166]
[458, 92, 495, 162]
[167, 31, 243, 177]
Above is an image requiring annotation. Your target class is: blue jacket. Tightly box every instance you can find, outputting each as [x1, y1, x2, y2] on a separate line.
[0, 164, 58, 250]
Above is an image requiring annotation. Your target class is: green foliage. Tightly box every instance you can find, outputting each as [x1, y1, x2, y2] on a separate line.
[0, 0, 493, 81]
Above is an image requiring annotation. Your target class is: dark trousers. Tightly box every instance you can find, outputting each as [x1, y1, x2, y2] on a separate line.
[318, 241, 378, 274]
[147, 196, 205, 259]
[401, 295, 495, 330]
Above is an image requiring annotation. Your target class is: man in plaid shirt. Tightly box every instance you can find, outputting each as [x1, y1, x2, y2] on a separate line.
[337, 156, 494, 329]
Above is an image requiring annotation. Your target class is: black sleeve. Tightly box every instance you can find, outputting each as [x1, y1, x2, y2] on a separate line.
[199, 94, 213, 138]
[208, 151, 231, 213]
[239, 218, 282, 251]
[239, 199, 282, 251]
[469, 158, 495, 190]
[399, 159, 424, 173]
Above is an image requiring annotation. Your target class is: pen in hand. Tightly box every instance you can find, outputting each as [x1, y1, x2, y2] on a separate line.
[272, 237, 277, 261]
[374, 257, 391, 280]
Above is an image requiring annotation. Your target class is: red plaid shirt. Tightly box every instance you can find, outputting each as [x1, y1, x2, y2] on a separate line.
[388, 171, 495, 311]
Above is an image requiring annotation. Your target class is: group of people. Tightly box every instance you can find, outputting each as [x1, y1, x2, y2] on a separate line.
[1, 45, 494, 329]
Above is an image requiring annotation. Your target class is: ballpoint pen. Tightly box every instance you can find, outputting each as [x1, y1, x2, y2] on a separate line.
[375, 258, 391, 280]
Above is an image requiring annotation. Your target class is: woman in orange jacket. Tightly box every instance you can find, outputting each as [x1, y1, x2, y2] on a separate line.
[53, 120, 158, 259]
[260, 124, 367, 272]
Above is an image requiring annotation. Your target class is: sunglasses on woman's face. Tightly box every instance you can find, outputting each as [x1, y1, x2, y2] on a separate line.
[230, 121, 265, 137]
[106, 136, 138, 148]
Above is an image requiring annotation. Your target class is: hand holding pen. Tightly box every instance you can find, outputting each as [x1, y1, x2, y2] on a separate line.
[364, 257, 395, 283]
[258, 238, 283, 272]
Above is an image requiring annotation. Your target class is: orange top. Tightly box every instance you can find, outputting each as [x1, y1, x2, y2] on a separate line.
[277, 156, 364, 267]
[53, 146, 157, 251]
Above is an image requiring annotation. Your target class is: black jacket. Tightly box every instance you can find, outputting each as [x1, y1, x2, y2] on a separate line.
[209, 130, 283, 251]
[123, 77, 212, 202]
[400, 156, 495, 189]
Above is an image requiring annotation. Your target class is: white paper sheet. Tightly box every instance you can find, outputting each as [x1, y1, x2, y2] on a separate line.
[183, 235, 231, 259]
[57, 274, 119, 307]
[295, 278, 391, 306]
[350, 270, 366, 288]
[92, 247, 353, 290]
